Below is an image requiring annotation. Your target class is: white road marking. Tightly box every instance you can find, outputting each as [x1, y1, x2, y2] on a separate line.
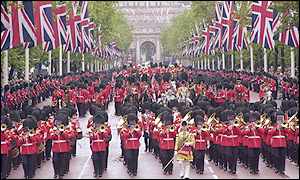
[212, 174, 218, 179]
[78, 152, 91, 179]
[205, 160, 209, 165]
[208, 166, 214, 173]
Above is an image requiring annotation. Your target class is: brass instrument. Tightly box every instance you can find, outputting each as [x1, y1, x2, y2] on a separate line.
[167, 124, 176, 132]
[117, 116, 128, 129]
[201, 123, 210, 131]
[28, 128, 35, 136]
[233, 112, 246, 127]
[154, 113, 163, 126]
[98, 124, 107, 133]
[181, 111, 194, 126]
[263, 116, 271, 128]
[281, 112, 298, 129]
[1, 123, 7, 131]
[58, 124, 65, 132]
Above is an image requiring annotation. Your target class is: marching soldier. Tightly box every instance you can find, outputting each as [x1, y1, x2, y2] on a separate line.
[120, 113, 142, 176]
[49, 112, 75, 179]
[88, 112, 111, 177]
[114, 81, 126, 116]
[159, 111, 176, 175]
[191, 115, 210, 174]
[19, 116, 41, 179]
[175, 117, 195, 179]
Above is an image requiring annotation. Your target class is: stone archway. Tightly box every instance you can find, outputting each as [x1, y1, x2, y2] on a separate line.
[140, 41, 156, 63]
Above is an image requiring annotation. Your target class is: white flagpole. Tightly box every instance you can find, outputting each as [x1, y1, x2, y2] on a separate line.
[197, 59, 200, 69]
[48, 50, 52, 75]
[290, 47, 295, 78]
[2, 50, 9, 86]
[217, 56, 220, 70]
[240, 51, 243, 71]
[207, 57, 210, 70]
[231, 53, 234, 71]
[67, 51, 70, 73]
[204, 57, 207, 70]
[82, 53, 85, 72]
[222, 53, 225, 70]
[250, 44, 254, 73]
[212, 57, 215, 71]
[59, 45, 63, 76]
[263, 48, 267, 72]
[25, 47, 30, 81]
[201, 58, 203, 69]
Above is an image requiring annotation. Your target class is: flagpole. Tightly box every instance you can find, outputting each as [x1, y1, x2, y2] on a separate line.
[59, 45, 63, 76]
[250, 44, 254, 73]
[2, 50, 9, 87]
[25, 47, 30, 81]
[212, 57, 215, 71]
[67, 51, 70, 73]
[204, 57, 207, 70]
[48, 50, 52, 75]
[263, 48, 268, 72]
[222, 53, 225, 70]
[231, 53, 234, 71]
[201, 58, 203, 69]
[240, 51, 243, 71]
[217, 56, 220, 70]
[290, 47, 295, 78]
[197, 59, 200, 69]
[82, 53, 85, 72]
[207, 57, 210, 70]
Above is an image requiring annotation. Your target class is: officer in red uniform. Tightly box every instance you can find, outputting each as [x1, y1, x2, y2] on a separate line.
[140, 102, 155, 152]
[19, 116, 42, 179]
[120, 113, 142, 176]
[42, 106, 55, 160]
[88, 112, 112, 177]
[268, 113, 287, 175]
[77, 85, 88, 117]
[1, 115, 18, 179]
[114, 81, 126, 116]
[158, 111, 176, 175]
[192, 115, 210, 174]
[49, 113, 75, 179]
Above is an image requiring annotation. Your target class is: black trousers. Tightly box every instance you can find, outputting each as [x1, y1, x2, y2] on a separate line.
[153, 140, 159, 158]
[1, 154, 9, 179]
[77, 102, 86, 117]
[143, 132, 149, 151]
[22, 154, 36, 178]
[149, 136, 153, 152]
[193, 150, 205, 172]
[105, 146, 109, 170]
[125, 149, 139, 174]
[287, 140, 293, 159]
[45, 139, 52, 159]
[240, 146, 248, 166]
[224, 146, 238, 172]
[71, 140, 77, 156]
[12, 154, 21, 169]
[248, 148, 260, 172]
[208, 142, 214, 161]
[53, 152, 67, 176]
[115, 102, 122, 116]
[272, 147, 286, 172]
[92, 151, 106, 176]
[160, 149, 174, 173]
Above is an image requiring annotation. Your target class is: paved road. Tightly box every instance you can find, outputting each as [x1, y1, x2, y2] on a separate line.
[7, 92, 299, 179]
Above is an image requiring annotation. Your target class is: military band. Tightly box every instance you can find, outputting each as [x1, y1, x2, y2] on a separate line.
[1, 64, 299, 179]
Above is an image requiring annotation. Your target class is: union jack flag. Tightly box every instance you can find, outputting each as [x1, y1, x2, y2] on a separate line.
[251, 1, 274, 49]
[279, 26, 299, 48]
[221, 1, 235, 52]
[34, 1, 56, 51]
[64, 20, 71, 52]
[18, 1, 37, 48]
[233, 19, 248, 51]
[88, 21, 96, 54]
[80, 1, 90, 53]
[55, 3, 67, 47]
[202, 24, 211, 55]
[1, 1, 20, 50]
[69, 10, 81, 53]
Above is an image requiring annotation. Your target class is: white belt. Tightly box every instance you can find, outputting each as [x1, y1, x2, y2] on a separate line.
[272, 136, 285, 139]
[1, 141, 7, 145]
[248, 136, 260, 139]
[22, 143, 33, 146]
[196, 140, 205, 142]
[93, 140, 104, 143]
[227, 135, 238, 138]
[52, 140, 67, 143]
[163, 138, 173, 141]
[128, 138, 138, 141]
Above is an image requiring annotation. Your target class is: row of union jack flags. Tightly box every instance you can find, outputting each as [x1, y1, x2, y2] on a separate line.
[182, 1, 299, 57]
[1, 1, 121, 59]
